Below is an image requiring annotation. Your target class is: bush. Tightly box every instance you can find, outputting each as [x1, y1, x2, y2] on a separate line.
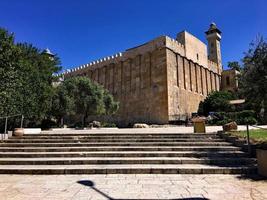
[101, 122, 117, 127]
[73, 121, 83, 129]
[237, 110, 256, 119]
[207, 110, 258, 125]
[237, 116, 257, 125]
[216, 119, 232, 126]
[40, 119, 57, 130]
[198, 91, 235, 116]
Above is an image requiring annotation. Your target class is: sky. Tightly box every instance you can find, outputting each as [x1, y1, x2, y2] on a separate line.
[0, 0, 266, 71]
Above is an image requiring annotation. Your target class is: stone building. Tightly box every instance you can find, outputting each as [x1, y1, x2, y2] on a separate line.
[59, 23, 223, 126]
[221, 69, 240, 92]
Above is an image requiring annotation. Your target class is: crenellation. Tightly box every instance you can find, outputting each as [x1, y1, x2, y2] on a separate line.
[56, 24, 224, 125]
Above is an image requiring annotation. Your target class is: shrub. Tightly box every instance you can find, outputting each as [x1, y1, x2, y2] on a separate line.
[40, 119, 57, 130]
[207, 110, 258, 125]
[216, 119, 232, 126]
[198, 91, 235, 116]
[101, 122, 117, 127]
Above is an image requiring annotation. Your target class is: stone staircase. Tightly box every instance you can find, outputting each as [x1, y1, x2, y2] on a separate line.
[0, 132, 257, 174]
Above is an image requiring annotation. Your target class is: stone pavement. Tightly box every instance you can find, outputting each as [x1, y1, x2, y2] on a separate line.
[0, 174, 266, 200]
[46, 125, 267, 134]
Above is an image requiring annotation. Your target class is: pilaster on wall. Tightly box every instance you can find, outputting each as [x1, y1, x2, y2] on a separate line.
[56, 34, 222, 125]
[166, 43, 221, 121]
[61, 36, 169, 125]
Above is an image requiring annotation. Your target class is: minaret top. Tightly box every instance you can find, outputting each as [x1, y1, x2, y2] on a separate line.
[43, 48, 55, 57]
[205, 22, 222, 35]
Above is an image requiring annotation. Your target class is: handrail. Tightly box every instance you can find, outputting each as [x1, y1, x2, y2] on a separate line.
[0, 114, 23, 119]
[0, 114, 24, 141]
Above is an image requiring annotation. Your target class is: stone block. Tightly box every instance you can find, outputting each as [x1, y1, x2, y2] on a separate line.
[223, 122, 238, 132]
[133, 123, 149, 128]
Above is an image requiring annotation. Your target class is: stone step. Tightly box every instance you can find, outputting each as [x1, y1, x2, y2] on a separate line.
[0, 151, 248, 158]
[23, 133, 218, 137]
[0, 131, 257, 175]
[18, 135, 220, 139]
[0, 157, 256, 165]
[0, 146, 241, 152]
[0, 142, 232, 147]
[5, 138, 225, 143]
[0, 164, 257, 174]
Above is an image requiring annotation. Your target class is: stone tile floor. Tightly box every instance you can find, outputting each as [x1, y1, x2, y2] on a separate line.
[43, 125, 267, 134]
[0, 174, 266, 200]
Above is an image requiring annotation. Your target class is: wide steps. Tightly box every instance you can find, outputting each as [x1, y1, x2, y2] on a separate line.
[23, 133, 218, 137]
[0, 146, 241, 152]
[0, 131, 257, 174]
[0, 142, 232, 147]
[0, 151, 248, 158]
[0, 157, 256, 165]
[19, 136, 220, 140]
[5, 138, 224, 143]
[0, 164, 257, 174]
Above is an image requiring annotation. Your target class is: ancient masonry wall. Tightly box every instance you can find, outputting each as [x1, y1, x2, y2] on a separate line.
[62, 36, 169, 126]
[59, 35, 221, 125]
[165, 37, 221, 121]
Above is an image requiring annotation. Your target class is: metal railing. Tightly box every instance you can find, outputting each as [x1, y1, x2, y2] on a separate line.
[0, 114, 24, 141]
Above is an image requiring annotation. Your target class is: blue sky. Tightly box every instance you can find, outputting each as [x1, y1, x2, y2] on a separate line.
[0, 0, 266, 71]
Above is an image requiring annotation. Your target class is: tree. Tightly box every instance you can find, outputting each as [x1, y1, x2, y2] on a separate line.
[103, 91, 119, 115]
[51, 77, 119, 127]
[16, 43, 61, 119]
[227, 61, 242, 71]
[239, 37, 267, 123]
[0, 27, 61, 126]
[0, 28, 21, 117]
[198, 91, 235, 116]
[49, 83, 75, 127]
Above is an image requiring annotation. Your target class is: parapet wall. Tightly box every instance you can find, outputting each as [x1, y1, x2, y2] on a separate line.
[57, 34, 219, 79]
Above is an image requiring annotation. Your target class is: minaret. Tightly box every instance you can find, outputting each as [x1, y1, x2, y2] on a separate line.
[205, 23, 222, 70]
[42, 48, 55, 60]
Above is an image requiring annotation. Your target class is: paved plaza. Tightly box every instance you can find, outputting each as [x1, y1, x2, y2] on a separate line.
[46, 125, 267, 134]
[0, 174, 266, 200]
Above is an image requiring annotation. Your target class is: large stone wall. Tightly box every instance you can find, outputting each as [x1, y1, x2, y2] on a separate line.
[165, 36, 221, 121]
[60, 33, 222, 125]
[64, 36, 169, 126]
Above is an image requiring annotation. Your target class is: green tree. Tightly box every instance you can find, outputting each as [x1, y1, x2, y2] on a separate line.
[16, 43, 61, 119]
[239, 37, 267, 123]
[227, 61, 242, 71]
[0, 28, 21, 117]
[51, 77, 119, 127]
[198, 91, 235, 116]
[0, 27, 61, 126]
[49, 83, 75, 127]
[103, 91, 119, 115]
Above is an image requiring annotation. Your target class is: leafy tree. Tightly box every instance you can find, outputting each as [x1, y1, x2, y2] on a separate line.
[198, 91, 235, 116]
[51, 77, 119, 127]
[239, 37, 267, 123]
[227, 61, 242, 71]
[0, 28, 21, 117]
[103, 91, 119, 115]
[16, 43, 61, 119]
[49, 83, 75, 127]
[0, 27, 61, 126]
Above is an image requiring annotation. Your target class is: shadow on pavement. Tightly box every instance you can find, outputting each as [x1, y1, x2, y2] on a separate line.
[236, 174, 267, 181]
[77, 180, 209, 200]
